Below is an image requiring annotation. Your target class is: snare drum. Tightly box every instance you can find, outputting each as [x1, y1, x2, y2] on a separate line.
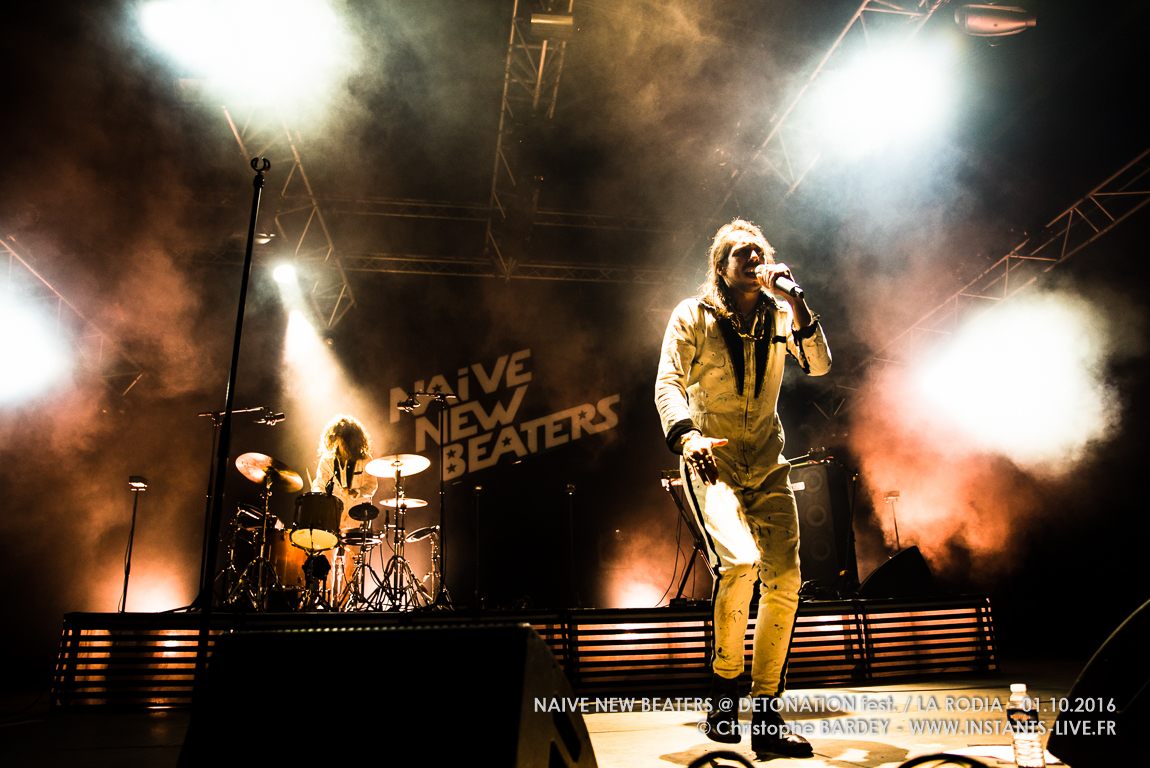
[290, 492, 343, 552]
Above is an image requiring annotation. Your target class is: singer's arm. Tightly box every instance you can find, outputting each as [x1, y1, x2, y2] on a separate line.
[756, 262, 814, 329]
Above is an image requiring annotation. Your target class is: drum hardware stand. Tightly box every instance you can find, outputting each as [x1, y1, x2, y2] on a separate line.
[336, 505, 386, 611]
[660, 470, 717, 606]
[361, 455, 433, 610]
[222, 476, 294, 611]
[400, 392, 456, 609]
[378, 471, 430, 610]
[412, 525, 443, 602]
[184, 405, 283, 612]
[299, 553, 334, 611]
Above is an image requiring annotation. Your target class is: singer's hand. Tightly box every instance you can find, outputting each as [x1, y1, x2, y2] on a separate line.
[683, 433, 728, 485]
[755, 263, 797, 299]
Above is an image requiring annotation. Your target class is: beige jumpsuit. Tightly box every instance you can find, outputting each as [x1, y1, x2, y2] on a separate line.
[655, 296, 831, 695]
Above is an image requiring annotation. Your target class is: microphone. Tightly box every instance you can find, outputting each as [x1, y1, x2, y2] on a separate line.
[397, 397, 420, 413]
[755, 265, 804, 299]
[254, 407, 286, 425]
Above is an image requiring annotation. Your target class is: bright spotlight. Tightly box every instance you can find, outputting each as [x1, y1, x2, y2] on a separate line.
[139, 0, 354, 106]
[813, 44, 954, 157]
[0, 296, 72, 404]
[273, 264, 297, 284]
[916, 293, 1114, 468]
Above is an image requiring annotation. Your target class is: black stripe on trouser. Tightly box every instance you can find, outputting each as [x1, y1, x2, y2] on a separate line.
[681, 463, 720, 572]
[682, 464, 726, 673]
[772, 594, 803, 697]
[769, 492, 803, 697]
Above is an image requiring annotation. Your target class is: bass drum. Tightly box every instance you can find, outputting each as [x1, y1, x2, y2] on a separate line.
[290, 492, 343, 552]
[269, 529, 308, 590]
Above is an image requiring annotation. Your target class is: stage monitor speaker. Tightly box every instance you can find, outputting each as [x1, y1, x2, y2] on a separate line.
[858, 546, 938, 598]
[1045, 598, 1150, 767]
[178, 623, 597, 768]
[791, 462, 857, 588]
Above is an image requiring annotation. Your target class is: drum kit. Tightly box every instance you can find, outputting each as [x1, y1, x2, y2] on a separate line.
[222, 451, 441, 612]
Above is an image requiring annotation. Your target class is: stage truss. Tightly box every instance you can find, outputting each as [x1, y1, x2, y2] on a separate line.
[2, 235, 145, 397]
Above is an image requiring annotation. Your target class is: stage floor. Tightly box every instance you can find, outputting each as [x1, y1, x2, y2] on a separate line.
[1, 657, 1077, 767]
[583, 657, 1075, 767]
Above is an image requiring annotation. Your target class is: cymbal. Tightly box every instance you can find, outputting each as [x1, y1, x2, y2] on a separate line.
[406, 524, 439, 544]
[348, 502, 379, 522]
[378, 497, 428, 509]
[364, 454, 431, 478]
[235, 452, 304, 493]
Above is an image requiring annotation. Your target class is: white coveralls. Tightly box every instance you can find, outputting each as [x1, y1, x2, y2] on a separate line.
[311, 454, 378, 530]
[655, 296, 831, 696]
[311, 454, 378, 603]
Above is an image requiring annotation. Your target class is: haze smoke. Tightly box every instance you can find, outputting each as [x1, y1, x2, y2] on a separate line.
[847, 285, 1143, 582]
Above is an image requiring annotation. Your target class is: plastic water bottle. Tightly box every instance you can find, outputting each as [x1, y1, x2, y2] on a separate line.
[1007, 683, 1045, 768]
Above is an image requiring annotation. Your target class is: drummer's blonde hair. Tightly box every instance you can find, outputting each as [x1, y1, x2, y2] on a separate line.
[318, 414, 373, 461]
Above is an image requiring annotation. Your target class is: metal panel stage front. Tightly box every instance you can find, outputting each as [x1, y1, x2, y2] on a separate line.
[53, 596, 996, 707]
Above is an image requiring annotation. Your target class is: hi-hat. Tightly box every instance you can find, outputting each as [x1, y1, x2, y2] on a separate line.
[364, 454, 430, 478]
[348, 502, 379, 522]
[235, 452, 303, 493]
[378, 497, 428, 509]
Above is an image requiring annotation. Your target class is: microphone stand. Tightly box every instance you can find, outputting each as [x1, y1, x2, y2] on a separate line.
[401, 391, 456, 609]
[193, 157, 270, 688]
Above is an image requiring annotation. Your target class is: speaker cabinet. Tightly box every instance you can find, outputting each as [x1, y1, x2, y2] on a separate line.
[858, 545, 938, 598]
[791, 462, 857, 588]
[1046, 598, 1150, 767]
[179, 623, 597, 767]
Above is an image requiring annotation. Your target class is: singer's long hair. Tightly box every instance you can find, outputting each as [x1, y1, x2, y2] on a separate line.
[696, 218, 776, 321]
[317, 414, 373, 463]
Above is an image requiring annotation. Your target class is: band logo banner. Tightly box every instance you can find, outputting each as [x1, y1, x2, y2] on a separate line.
[389, 348, 620, 479]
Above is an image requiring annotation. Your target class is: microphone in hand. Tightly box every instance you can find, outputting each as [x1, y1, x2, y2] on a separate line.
[755, 265, 805, 299]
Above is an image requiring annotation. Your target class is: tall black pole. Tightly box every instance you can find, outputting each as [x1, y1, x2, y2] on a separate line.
[433, 396, 453, 608]
[119, 486, 143, 613]
[194, 157, 269, 686]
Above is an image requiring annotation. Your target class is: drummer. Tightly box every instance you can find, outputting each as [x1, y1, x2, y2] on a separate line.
[312, 414, 378, 529]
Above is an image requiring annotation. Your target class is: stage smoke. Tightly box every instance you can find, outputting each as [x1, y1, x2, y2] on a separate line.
[282, 310, 390, 479]
[848, 286, 1140, 581]
[917, 291, 1119, 470]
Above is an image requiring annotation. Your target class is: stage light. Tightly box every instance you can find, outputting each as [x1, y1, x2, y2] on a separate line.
[812, 44, 954, 157]
[612, 580, 666, 609]
[273, 264, 306, 313]
[0, 296, 72, 404]
[915, 293, 1113, 468]
[273, 264, 297, 284]
[530, 14, 575, 40]
[955, 5, 1036, 38]
[139, 0, 353, 105]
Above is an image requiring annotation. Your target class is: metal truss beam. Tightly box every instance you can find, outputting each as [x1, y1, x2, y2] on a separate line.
[344, 252, 682, 283]
[222, 106, 355, 329]
[485, 0, 576, 279]
[320, 196, 688, 232]
[717, 0, 946, 210]
[872, 146, 1150, 367]
[3, 235, 145, 397]
[803, 145, 1150, 425]
[176, 245, 683, 285]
